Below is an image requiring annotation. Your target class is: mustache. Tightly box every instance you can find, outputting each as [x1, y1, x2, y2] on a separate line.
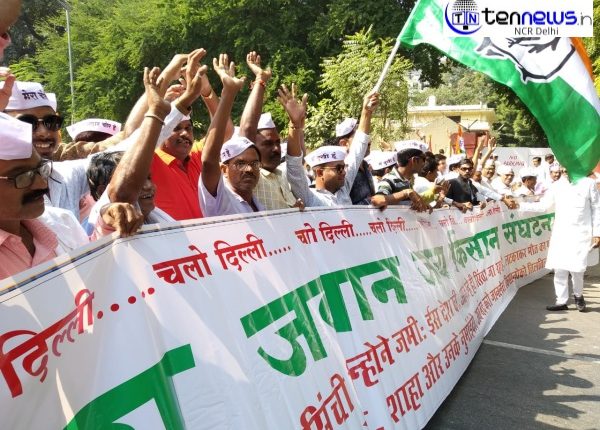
[22, 188, 49, 204]
[177, 137, 192, 146]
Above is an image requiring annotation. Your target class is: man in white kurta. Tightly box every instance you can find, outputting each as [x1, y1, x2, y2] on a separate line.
[520, 174, 600, 311]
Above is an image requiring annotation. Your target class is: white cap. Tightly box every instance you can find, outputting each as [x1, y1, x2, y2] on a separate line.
[5, 81, 58, 112]
[483, 159, 495, 167]
[497, 164, 514, 175]
[447, 154, 466, 166]
[220, 136, 257, 163]
[367, 151, 397, 170]
[257, 112, 276, 130]
[66, 118, 122, 140]
[0, 113, 33, 160]
[335, 118, 357, 137]
[394, 140, 428, 154]
[519, 167, 537, 179]
[305, 146, 347, 168]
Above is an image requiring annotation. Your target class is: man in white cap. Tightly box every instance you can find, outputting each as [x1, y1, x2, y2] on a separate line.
[536, 164, 562, 194]
[237, 52, 303, 210]
[519, 168, 600, 312]
[66, 118, 122, 144]
[199, 53, 266, 216]
[286, 91, 379, 207]
[366, 151, 397, 190]
[370, 140, 429, 211]
[492, 164, 516, 196]
[514, 168, 538, 197]
[444, 153, 466, 180]
[334, 117, 374, 205]
[0, 114, 144, 280]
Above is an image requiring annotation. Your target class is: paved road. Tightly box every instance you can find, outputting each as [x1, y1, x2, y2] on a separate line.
[425, 264, 600, 430]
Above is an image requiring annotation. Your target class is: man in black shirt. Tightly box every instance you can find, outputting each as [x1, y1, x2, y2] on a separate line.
[446, 158, 486, 212]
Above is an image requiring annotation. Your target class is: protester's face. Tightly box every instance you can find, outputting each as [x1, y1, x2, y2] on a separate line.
[501, 173, 514, 186]
[437, 159, 447, 173]
[458, 163, 473, 180]
[316, 161, 347, 192]
[472, 171, 482, 182]
[425, 170, 437, 183]
[523, 176, 536, 189]
[137, 177, 156, 219]
[532, 159, 540, 167]
[0, 0, 21, 60]
[550, 170, 561, 181]
[255, 128, 281, 172]
[338, 132, 355, 149]
[223, 148, 261, 195]
[161, 120, 193, 161]
[409, 154, 425, 175]
[483, 165, 495, 179]
[0, 151, 49, 221]
[545, 156, 554, 164]
[8, 106, 61, 159]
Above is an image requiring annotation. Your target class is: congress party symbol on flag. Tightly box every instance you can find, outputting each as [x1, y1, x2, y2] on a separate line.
[398, 0, 600, 181]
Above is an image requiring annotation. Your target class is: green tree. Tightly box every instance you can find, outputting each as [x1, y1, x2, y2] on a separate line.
[315, 28, 412, 149]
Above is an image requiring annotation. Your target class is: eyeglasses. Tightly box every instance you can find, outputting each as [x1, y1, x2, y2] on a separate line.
[459, 166, 473, 171]
[321, 165, 347, 174]
[16, 114, 64, 132]
[230, 160, 262, 171]
[0, 160, 53, 189]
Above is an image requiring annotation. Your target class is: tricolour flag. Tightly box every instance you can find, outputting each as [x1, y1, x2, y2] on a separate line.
[399, 0, 600, 181]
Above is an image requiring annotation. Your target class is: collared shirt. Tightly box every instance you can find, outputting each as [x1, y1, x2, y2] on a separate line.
[0, 220, 58, 281]
[446, 176, 481, 204]
[375, 167, 413, 196]
[286, 131, 370, 207]
[254, 166, 297, 210]
[199, 175, 265, 217]
[350, 161, 375, 205]
[151, 141, 203, 221]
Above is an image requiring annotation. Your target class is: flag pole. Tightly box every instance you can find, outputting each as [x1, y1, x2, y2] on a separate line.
[372, 36, 402, 92]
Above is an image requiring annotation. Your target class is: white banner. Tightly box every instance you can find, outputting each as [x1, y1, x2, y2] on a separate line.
[0, 204, 553, 429]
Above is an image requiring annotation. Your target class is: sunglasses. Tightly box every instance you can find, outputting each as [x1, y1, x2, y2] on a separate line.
[0, 160, 53, 189]
[321, 164, 347, 174]
[16, 114, 64, 132]
[459, 166, 473, 171]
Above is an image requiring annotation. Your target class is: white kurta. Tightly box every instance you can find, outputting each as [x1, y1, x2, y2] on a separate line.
[521, 177, 600, 272]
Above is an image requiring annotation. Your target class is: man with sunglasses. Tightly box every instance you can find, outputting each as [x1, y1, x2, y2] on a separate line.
[370, 140, 429, 212]
[445, 158, 486, 213]
[0, 114, 144, 280]
[286, 91, 379, 207]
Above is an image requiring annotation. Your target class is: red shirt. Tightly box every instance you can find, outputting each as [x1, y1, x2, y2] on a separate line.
[151, 142, 203, 221]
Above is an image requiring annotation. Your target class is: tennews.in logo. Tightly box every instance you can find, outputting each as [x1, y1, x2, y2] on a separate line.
[443, 0, 593, 38]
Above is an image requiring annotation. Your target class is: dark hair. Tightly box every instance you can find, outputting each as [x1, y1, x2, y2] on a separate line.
[74, 131, 113, 143]
[434, 153, 446, 162]
[419, 157, 438, 177]
[397, 149, 422, 167]
[87, 152, 123, 200]
[532, 157, 541, 162]
[459, 158, 475, 168]
[545, 154, 554, 160]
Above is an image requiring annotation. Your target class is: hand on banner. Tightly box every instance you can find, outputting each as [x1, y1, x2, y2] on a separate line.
[246, 51, 272, 84]
[592, 237, 600, 249]
[100, 203, 144, 237]
[292, 198, 305, 211]
[479, 200, 487, 210]
[408, 190, 431, 213]
[278, 83, 308, 128]
[0, 66, 15, 111]
[501, 195, 517, 210]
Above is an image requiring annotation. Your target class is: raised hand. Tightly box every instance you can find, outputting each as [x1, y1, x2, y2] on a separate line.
[177, 49, 208, 110]
[246, 51, 272, 82]
[0, 67, 15, 111]
[213, 53, 246, 92]
[277, 83, 308, 128]
[363, 91, 380, 112]
[158, 54, 188, 95]
[164, 82, 186, 103]
[100, 202, 144, 238]
[143, 67, 171, 119]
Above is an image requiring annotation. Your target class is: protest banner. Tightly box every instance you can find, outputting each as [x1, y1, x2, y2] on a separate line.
[0, 204, 552, 429]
